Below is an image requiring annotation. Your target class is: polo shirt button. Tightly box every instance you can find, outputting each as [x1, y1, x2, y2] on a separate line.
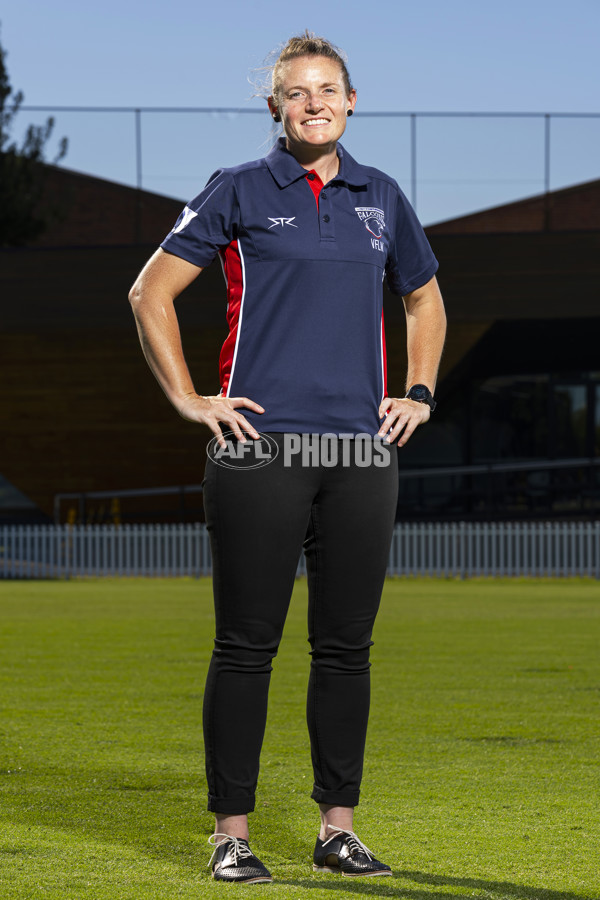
[307, 173, 316, 181]
[321, 192, 327, 200]
[322, 214, 330, 223]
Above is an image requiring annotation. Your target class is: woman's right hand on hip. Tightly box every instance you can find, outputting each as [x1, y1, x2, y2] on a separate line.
[175, 393, 265, 446]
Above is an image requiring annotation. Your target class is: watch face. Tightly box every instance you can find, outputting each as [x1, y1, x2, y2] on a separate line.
[410, 385, 428, 401]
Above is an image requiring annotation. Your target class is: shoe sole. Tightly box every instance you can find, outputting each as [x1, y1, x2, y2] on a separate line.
[313, 865, 392, 877]
[213, 874, 273, 884]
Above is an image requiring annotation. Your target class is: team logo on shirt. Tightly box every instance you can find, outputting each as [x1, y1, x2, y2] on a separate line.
[355, 207, 385, 238]
[268, 217, 298, 229]
[355, 207, 386, 252]
[171, 205, 198, 234]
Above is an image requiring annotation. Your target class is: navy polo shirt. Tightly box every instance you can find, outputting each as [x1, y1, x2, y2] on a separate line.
[161, 137, 438, 435]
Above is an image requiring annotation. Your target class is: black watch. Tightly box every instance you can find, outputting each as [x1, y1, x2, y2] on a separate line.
[405, 383, 436, 411]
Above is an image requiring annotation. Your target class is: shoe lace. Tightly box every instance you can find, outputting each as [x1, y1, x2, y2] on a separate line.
[322, 824, 374, 861]
[207, 833, 253, 868]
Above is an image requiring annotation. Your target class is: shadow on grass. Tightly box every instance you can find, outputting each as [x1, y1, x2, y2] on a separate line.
[3, 783, 594, 900]
[399, 872, 592, 900]
[274, 872, 592, 900]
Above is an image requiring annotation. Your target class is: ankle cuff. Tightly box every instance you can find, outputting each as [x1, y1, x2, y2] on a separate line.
[208, 794, 256, 815]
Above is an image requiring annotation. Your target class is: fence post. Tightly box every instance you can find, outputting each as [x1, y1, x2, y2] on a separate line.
[410, 113, 417, 212]
[544, 113, 551, 229]
[135, 108, 143, 242]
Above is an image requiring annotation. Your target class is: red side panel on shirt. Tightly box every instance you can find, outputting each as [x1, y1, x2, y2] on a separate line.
[219, 240, 244, 394]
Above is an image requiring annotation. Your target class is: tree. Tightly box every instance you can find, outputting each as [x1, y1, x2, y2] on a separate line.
[0, 28, 68, 246]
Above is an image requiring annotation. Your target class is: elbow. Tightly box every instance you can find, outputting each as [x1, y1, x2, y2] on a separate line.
[434, 287, 447, 330]
[438, 305, 448, 343]
[128, 280, 142, 307]
[129, 278, 153, 315]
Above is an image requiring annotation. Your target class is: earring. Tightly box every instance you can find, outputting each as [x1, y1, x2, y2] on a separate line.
[347, 109, 353, 117]
[272, 113, 281, 123]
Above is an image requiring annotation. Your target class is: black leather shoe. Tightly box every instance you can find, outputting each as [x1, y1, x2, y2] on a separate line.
[313, 825, 392, 877]
[208, 833, 273, 883]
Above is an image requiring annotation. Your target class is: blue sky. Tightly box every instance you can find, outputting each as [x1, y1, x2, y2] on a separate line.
[2, 0, 599, 223]
[3, 0, 599, 111]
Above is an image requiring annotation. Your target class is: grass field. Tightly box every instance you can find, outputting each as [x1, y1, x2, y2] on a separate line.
[0, 577, 599, 900]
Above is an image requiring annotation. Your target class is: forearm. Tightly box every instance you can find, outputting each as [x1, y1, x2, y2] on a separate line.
[404, 278, 447, 394]
[128, 249, 263, 441]
[130, 291, 198, 413]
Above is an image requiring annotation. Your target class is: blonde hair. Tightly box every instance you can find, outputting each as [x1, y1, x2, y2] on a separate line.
[269, 31, 354, 104]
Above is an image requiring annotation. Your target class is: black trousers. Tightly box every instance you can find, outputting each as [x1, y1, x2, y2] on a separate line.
[202, 434, 398, 815]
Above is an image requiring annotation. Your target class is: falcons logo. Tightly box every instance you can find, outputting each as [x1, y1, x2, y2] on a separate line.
[355, 207, 385, 238]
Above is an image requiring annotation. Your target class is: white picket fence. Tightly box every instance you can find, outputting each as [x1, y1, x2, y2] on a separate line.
[2, 521, 600, 579]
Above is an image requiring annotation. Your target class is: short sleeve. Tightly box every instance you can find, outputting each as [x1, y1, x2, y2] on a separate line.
[160, 170, 240, 267]
[385, 186, 438, 296]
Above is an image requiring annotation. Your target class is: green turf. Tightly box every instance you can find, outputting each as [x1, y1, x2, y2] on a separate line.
[0, 577, 598, 899]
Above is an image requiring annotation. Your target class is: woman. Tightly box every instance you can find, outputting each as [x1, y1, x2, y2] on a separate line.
[129, 32, 446, 884]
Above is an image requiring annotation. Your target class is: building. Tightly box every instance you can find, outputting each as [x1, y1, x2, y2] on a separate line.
[396, 179, 600, 519]
[1, 165, 599, 523]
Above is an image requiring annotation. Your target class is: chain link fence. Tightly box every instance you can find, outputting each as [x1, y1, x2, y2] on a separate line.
[20, 106, 600, 225]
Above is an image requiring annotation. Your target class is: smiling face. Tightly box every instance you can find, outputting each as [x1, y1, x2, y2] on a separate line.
[269, 55, 356, 158]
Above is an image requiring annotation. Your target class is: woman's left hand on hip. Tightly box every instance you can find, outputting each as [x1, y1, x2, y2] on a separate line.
[377, 397, 430, 447]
